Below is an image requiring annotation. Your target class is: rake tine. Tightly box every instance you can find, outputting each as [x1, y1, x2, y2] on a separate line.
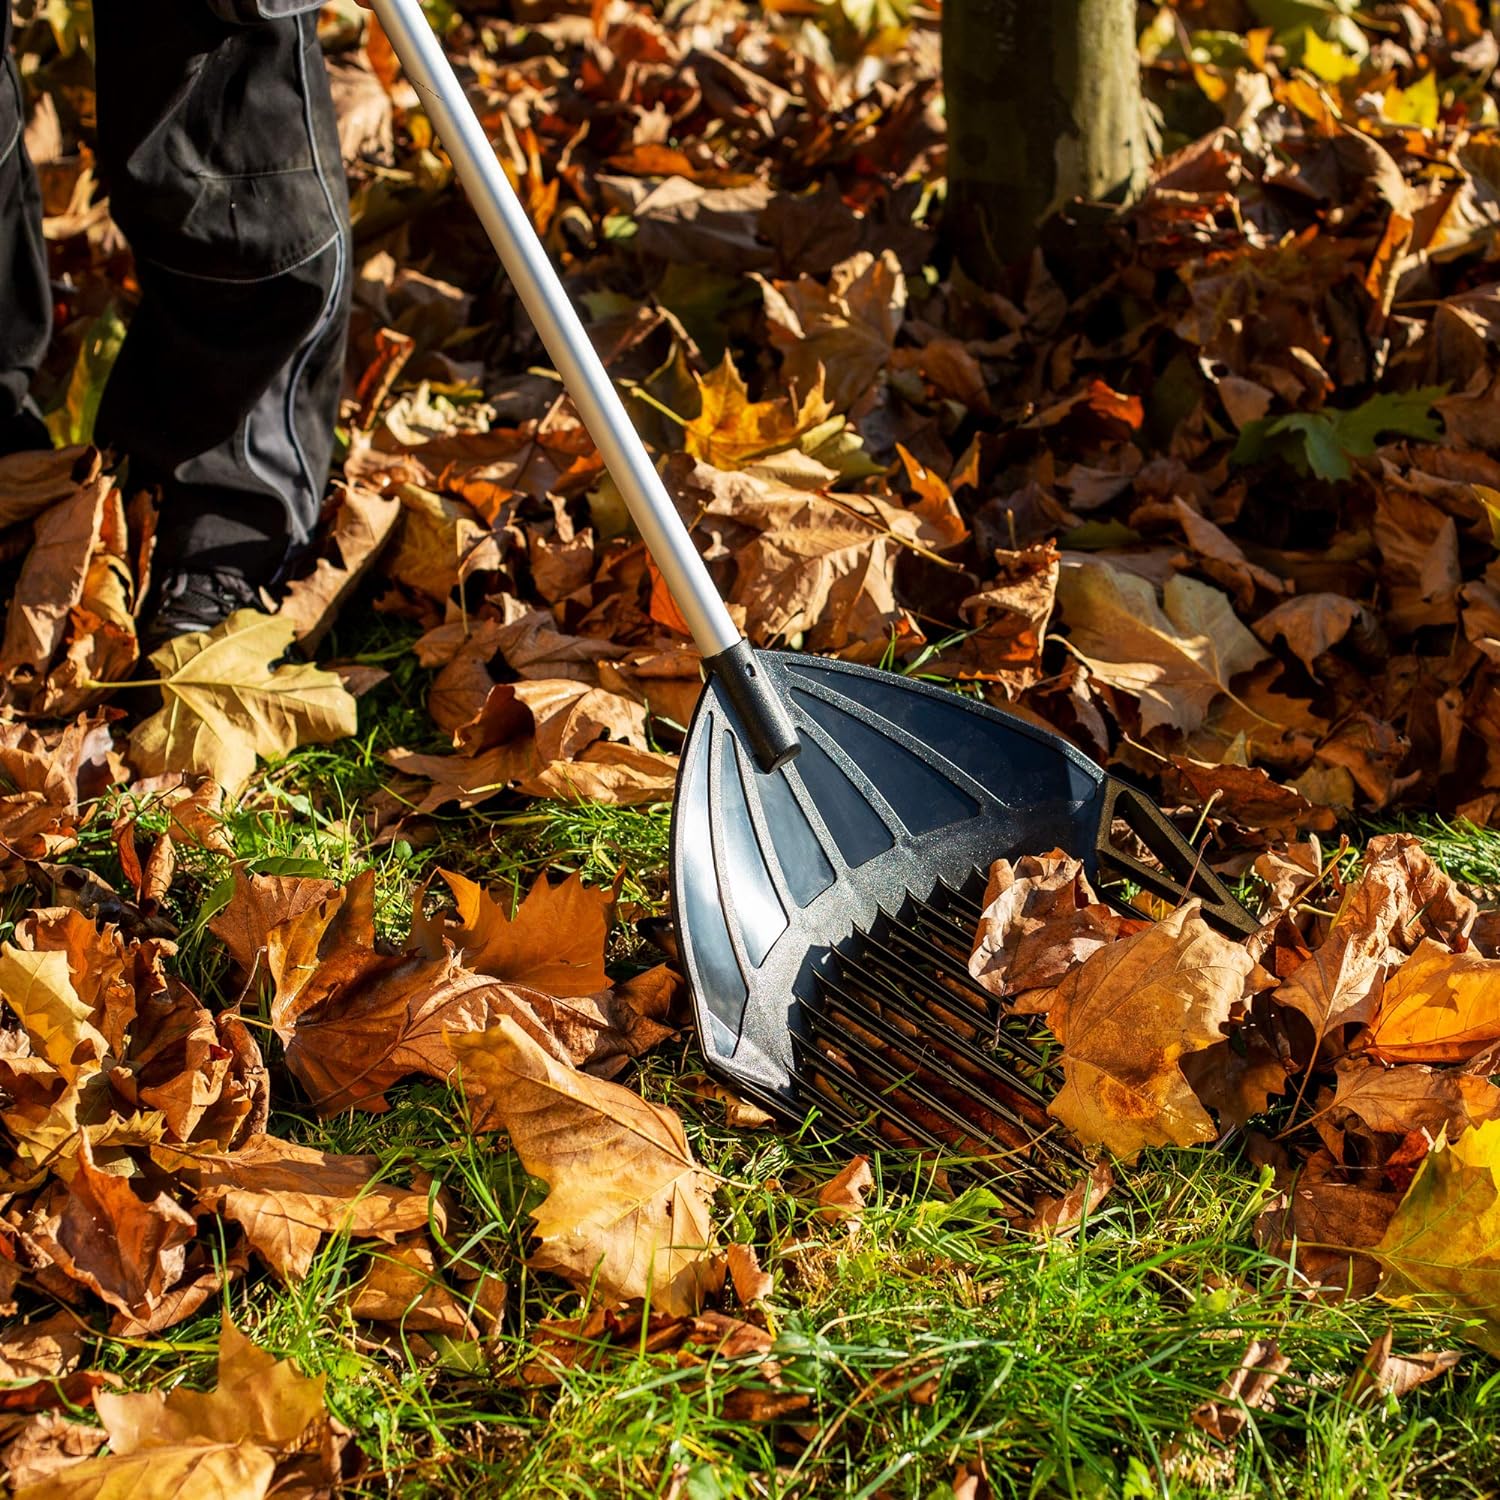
[796, 1039, 1042, 1212]
[799, 1015, 1071, 1206]
[809, 985, 1090, 1184]
[836, 927, 1057, 1085]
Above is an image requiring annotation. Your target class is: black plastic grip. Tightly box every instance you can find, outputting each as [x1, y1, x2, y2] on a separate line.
[704, 639, 802, 773]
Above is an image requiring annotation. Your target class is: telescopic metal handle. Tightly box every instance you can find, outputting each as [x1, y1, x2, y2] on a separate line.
[367, 0, 799, 770]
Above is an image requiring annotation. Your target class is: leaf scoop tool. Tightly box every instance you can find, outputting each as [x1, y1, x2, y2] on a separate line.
[372, 0, 1260, 1205]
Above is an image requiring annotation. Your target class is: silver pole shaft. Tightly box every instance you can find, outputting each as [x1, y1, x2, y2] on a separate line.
[368, 0, 740, 658]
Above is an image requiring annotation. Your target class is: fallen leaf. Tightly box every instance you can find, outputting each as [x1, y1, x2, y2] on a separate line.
[26, 1136, 197, 1323]
[349, 1240, 476, 1336]
[1329, 1057, 1500, 1139]
[725, 1243, 773, 1303]
[452, 1017, 719, 1314]
[207, 867, 340, 978]
[1343, 1329, 1461, 1404]
[816, 1156, 874, 1225]
[1191, 1339, 1290, 1442]
[1045, 902, 1261, 1160]
[266, 871, 553, 1114]
[277, 483, 400, 651]
[154, 1133, 431, 1281]
[1055, 562, 1266, 734]
[129, 610, 357, 792]
[967, 850, 1125, 998]
[1253, 593, 1375, 678]
[684, 355, 834, 470]
[1372, 1119, 1500, 1354]
[757, 250, 906, 410]
[14, 1316, 340, 1500]
[1369, 940, 1500, 1065]
[420, 870, 611, 996]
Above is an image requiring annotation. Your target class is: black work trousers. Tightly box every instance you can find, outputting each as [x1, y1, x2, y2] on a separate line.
[1, 6, 351, 572]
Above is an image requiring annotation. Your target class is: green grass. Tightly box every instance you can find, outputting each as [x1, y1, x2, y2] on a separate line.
[18, 643, 1500, 1499]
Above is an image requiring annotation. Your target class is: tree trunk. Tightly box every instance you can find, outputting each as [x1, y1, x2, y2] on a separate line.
[943, 0, 1150, 287]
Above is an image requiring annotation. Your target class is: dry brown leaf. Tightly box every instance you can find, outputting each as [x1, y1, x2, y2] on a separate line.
[418, 870, 610, 996]
[0, 1311, 84, 1384]
[968, 850, 1127, 999]
[129, 610, 357, 792]
[384, 484, 503, 602]
[26, 1136, 197, 1323]
[1369, 940, 1500, 1065]
[816, 1156, 874, 1225]
[208, 867, 340, 977]
[1190, 1339, 1290, 1442]
[154, 1133, 431, 1281]
[277, 482, 400, 651]
[452, 1017, 719, 1313]
[1055, 562, 1266, 734]
[1045, 902, 1260, 1160]
[0, 469, 110, 678]
[1343, 1330, 1462, 1403]
[757, 250, 906, 410]
[725, 1243, 773, 1303]
[1329, 1057, 1500, 1139]
[0, 717, 108, 890]
[0, 445, 100, 530]
[349, 1240, 476, 1336]
[1253, 593, 1374, 678]
[265, 871, 552, 1114]
[13, 1316, 339, 1500]
[1, 1411, 104, 1491]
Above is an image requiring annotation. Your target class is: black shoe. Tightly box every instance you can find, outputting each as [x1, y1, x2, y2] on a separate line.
[141, 566, 267, 655]
[0, 401, 53, 459]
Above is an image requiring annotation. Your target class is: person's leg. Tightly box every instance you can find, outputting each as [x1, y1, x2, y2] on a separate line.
[91, 5, 350, 631]
[0, 9, 55, 455]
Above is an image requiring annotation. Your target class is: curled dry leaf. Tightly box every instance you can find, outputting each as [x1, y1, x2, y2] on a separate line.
[452, 1017, 719, 1314]
[129, 609, 357, 793]
[24, 1136, 197, 1325]
[276, 482, 400, 651]
[208, 866, 340, 978]
[968, 850, 1126, 1000]
[153, 1134, 432, 1281]
[349, 1240, 478, 1336]
[725, 1243, 773, 1303]
[0, 714, 114, 891]
[816, 1156, 874, 1225]
[1343, 1329, 1462, 1404]
[265, 870, 546, 1114]
[1045, 902, 1262, 1161]
[1190, 1339, 1291, 1443]
[757, 249, 906, 411]
[1328, 1057, 1500, 1139]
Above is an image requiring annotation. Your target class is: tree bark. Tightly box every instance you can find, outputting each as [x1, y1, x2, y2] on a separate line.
[943, 0, 1150, 287]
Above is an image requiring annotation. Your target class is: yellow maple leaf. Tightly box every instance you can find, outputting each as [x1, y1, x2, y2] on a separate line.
[129, 609, 357, 792]
[683, 354, 833, 470]
[1372, 1119, 1500, 1355]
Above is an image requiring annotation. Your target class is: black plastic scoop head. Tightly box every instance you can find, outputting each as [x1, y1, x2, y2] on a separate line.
[671, 651, 1257, 1200]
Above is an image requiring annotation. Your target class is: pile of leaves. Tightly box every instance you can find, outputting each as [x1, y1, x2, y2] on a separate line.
[964, 833, 1500, 1351]
[5, 0, 1500, 1485]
